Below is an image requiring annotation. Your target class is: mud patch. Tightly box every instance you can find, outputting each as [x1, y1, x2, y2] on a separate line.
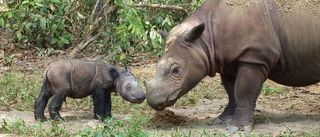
[274, 0, 320, 11]
[150, 109, 188, 127]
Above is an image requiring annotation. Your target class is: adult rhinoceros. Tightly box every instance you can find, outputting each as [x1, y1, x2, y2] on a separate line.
[145, 0, 320, 132]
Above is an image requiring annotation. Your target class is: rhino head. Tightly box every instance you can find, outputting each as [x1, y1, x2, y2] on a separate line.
[145, 23, 216, 111]
[114, 67, 145, 104]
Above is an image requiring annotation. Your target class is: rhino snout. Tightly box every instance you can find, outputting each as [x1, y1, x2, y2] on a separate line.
[120, 90, 145, 104]
[146, 90, 169, 111]
[130, 94, 146, 104]
[147, 99, 166, 111]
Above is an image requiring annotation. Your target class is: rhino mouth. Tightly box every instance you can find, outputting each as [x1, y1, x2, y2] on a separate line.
[167, 88, 181, 102]
[152, 88, 181, 111]
[129, 97, 146, 104]
[120, 94, 145, 104]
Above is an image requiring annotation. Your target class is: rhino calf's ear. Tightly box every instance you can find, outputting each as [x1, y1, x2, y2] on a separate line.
[183, 23, 205, 42]
[159, 30, 169, 39]
[125, 67, 131, 73]
[109, 67, 119, 79]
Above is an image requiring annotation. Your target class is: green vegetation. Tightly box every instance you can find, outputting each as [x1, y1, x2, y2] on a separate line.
[0, 0, 205, 64]
[261, 85, 287, 95]
[1, 115, 150, 136]
[2, 117, 319, 137]
[1, 0, 75, 48]
[0, 70, 42, 111]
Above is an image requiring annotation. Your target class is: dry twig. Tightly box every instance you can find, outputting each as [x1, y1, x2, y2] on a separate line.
[132, 4, 188, 15]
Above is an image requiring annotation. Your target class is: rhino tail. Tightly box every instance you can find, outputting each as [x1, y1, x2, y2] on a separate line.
[42, 67, 53, 96]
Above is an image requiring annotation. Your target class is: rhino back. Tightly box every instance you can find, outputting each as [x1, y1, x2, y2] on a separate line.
[47, 60, 98, 98]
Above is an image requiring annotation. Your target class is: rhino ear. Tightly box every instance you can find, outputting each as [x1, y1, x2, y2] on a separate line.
[183, 23, 205, 42]
[159, 30, 169, 39]
[109, 67, 119, 79]
[125, 67, 131, 73]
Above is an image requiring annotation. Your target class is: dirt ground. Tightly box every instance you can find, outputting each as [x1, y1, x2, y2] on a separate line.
[0, 55, 319, 136]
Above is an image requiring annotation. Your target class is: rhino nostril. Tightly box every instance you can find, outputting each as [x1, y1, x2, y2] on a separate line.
[138, 96, 145, 101]
[130, 95, 145, 103]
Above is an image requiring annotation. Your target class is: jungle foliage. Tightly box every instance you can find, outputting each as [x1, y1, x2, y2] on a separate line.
[0, 0, 205, 64]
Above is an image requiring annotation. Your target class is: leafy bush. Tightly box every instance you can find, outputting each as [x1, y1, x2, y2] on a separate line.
[1, 0, 75, 49]
[1, 0, 205, 64]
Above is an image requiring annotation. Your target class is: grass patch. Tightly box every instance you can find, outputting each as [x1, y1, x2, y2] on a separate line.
[0, 70, 42, 111]
[1, 119, 69, 136]
[261, 85, 287, 95]
[2, 117, 318, 137]
[1, 113, 152, 137]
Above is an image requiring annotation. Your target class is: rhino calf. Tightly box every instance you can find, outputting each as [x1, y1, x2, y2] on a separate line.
[34, 59, 145, 122]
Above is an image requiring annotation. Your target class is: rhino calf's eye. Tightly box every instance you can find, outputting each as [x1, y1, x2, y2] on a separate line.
[127, 85, 132, 90]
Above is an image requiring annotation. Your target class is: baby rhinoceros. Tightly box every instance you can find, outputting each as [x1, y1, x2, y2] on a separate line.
[34, 59, 145, 122]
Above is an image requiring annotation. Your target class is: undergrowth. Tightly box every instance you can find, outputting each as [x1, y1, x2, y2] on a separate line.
[0, 70, 42, 111]
[0, 70, 319, 137]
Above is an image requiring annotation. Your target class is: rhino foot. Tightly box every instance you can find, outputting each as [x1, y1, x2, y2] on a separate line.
[207, 118, 223, 126]
[40, 118, 47, 122]
[213, 118, 232, 126]
[225, 119, 232, 126]
[213, 118, 223, 124]
[35, 115, 47, 122]
[214, 118, 253, 132]
[243, 126, 253, 132]
[227, 125, 239, 132]
[227, 125, 253, 133]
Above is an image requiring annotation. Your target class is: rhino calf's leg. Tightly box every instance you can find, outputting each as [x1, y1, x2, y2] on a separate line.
[214, 74, 236, 125]
[105, 91, 112, 118]
[92, 89, 108, 121]
[48, 95, 66, 121]
[34, 86, 52, 122]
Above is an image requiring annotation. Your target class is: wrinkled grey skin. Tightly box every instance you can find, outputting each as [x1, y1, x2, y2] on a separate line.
[34, 59, 145, 122]
[145, 0, 320, 132]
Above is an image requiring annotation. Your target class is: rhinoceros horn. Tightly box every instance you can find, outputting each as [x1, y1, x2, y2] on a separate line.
[143, 78, 151, 92]
[183, 23, 205, 42]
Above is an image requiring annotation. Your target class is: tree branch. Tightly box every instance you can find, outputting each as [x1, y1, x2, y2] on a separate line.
[68, 32, 103, 58]
[68, 0, 113, 58]
[132, 4, 188, 15]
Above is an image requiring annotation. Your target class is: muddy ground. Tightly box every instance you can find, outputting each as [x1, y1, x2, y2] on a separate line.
[0, 55, 319, 136]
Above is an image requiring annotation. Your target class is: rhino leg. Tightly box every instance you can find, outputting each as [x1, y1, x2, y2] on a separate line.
[34, 86, 52, 122]
[214, 74, 236, 125]
[227, 63, 266, 132]
[105, 91, 112, 118]
[48, 94, 66, 121]
[92, 88, 110, 121]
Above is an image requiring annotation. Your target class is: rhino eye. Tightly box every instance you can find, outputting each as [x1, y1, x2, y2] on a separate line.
[173, 67, 179, 74]
[171, 64, 181, 76]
